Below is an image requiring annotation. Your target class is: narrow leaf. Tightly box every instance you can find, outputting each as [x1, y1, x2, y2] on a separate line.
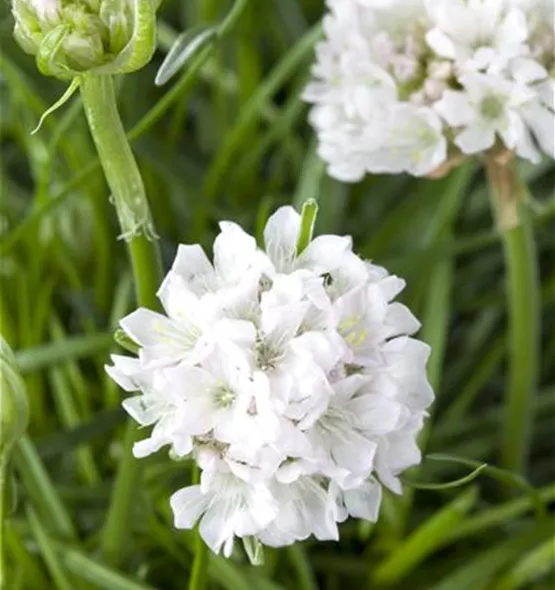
[26, 508, 75, 590]
[428, 453, 547, 519]
[373, 487, 478, 584]
[37, 409, 124, 459]
[55, 543, 155, 590]
[15, 333, 112, 375]
[31, 77, 80, 135]
[492, 534, 555, 590]
[155, 26, 218, 86]
[402, 462, 488, 490]
[431, 520, 553, 590]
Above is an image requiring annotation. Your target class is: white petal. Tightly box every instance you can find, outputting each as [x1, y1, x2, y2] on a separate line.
[200, 503, 238, 555]
[520, 101, 555, 158]
[122, 394, 163, 425]
[536, 79, 555, 111]
[377, 275, 406, 302]
[343, 480, 382, 521]
[213, 319, 256, 349]
[511, 58, 548, 85]
[168, 244, 216, 295]
[348, 395, 403, 435]
[172, 433, 194, 457]
[105, 355, 146, 391]
[515, 128, 542, 164]
[299, 235, 353, 274]
[385, 302, 421, 336]
[157, 273, 203, 324]
[132, 436, 168, 458]
[120, 308, 182, 348]
[328, 159, 367, 183]
[332, 432, 377, 476]
[496, 8, 528, 48]
[383, 337, 434, 410]
[455, 124, 496, 154]
[263, 206, 301, 271]
[170, 485, 209, 529]
[499, 111, 525, 149]
[435, 90, 474, 126]
[213, 221, 260, 284]
[425, 28, 457, 59]
[291, 331, 346, 373]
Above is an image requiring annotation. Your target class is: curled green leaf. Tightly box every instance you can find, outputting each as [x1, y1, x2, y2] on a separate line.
[427, 453, 547, 519]
[155, 25, 218, 86]
[402, 462, 488, 490]
[31, 77, 80, 135]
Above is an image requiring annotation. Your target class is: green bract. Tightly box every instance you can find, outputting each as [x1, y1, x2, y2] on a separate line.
[12, 0, 157, 78]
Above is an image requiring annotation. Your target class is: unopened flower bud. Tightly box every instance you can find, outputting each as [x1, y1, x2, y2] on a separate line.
[12, 0, 157, 78]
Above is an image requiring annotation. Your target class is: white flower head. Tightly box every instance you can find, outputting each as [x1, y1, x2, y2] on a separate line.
[106, 204, 433, 557]
[304, 0, 555, 181]
[435, 72, 536, 157]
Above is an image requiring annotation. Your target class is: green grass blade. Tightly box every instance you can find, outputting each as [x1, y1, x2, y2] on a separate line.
[430, 520, 554, 590]
[372, 486, 478, 584]
[14, 436, 76, 540]
[16, 333, 112, 375]
[203, 22, 322, 199]
[26, 507, 76, 590]
[287, 544, 318, 590]
[55, 543, 156, 590]
[491, 534, 555, 590]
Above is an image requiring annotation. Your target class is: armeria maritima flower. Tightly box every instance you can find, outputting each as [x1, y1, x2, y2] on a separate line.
[303, 0, 555, 181]
[106, 205, 433, 557]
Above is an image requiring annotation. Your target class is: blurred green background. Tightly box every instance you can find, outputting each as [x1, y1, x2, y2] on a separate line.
[1, 0, 554, 588]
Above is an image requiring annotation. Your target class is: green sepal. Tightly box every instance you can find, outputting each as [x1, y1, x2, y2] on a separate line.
[243, 536, 264, 566]
[92, 0, 156, 74]
[296, 198, 319, 255]
[35, 24, 70, 78]
[114, 328, 140, 355]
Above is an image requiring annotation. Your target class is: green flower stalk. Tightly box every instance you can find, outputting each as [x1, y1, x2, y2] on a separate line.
[485, 155, 540, 478]
[12, 0, 157, 78]
[12, 0, 161, 238]
[12, 0, 163, 565]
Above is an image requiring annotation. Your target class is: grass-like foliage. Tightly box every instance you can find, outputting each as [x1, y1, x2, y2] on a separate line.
[1, 1, 554, 589]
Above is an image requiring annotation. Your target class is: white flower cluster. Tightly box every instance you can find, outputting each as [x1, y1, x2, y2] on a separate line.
[106, 206, 432, 556]
[304, 0, 555, 181]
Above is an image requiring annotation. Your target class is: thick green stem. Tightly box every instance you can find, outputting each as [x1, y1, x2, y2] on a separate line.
[486, 158, 539, 476]
[80, 74, 162, 564]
